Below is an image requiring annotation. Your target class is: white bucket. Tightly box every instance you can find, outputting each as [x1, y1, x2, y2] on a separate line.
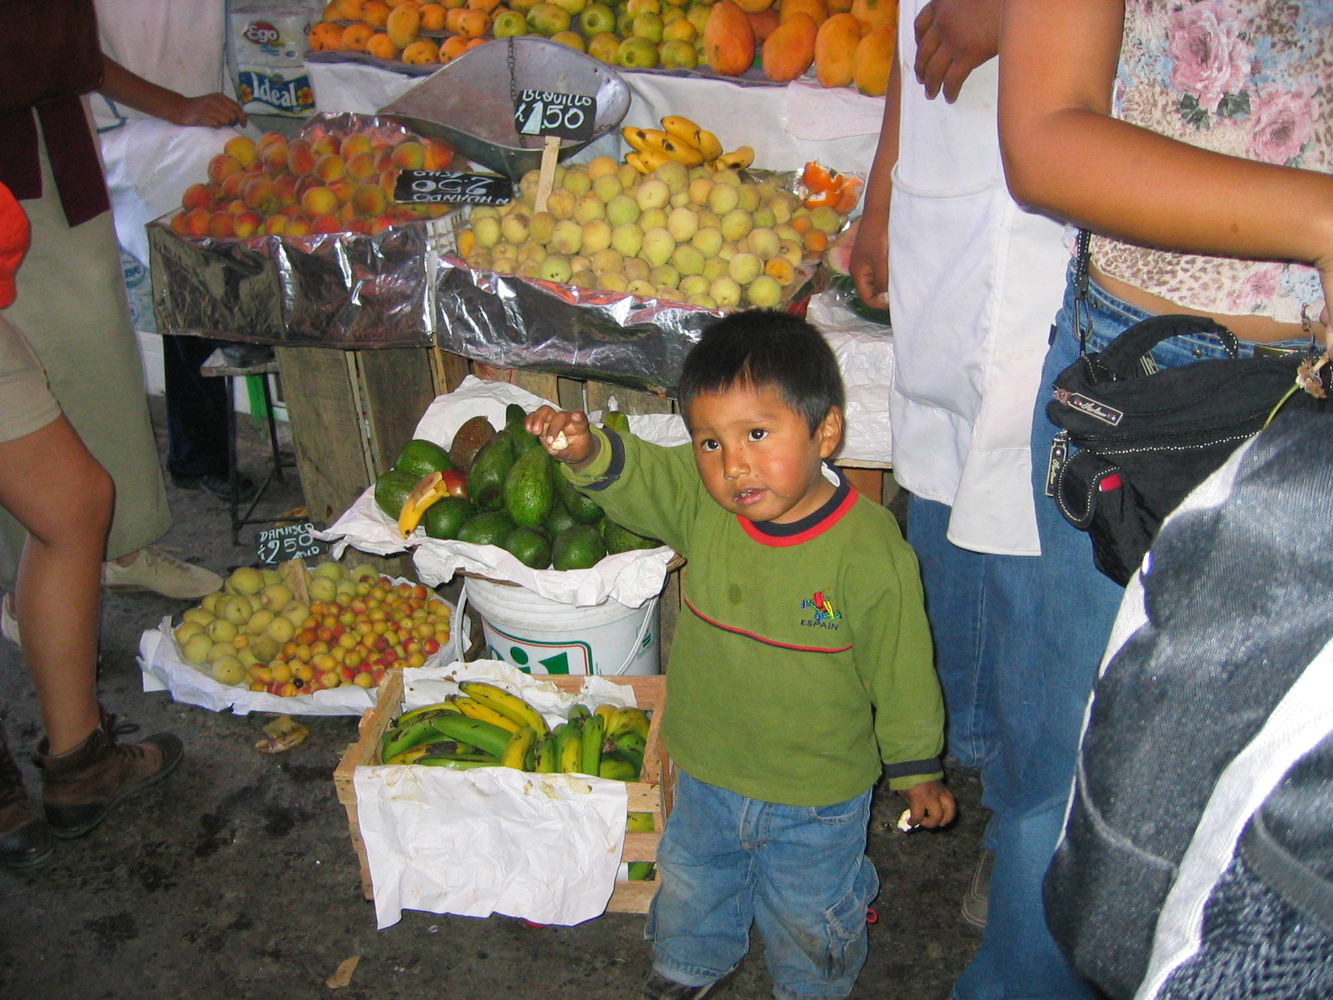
[459, 578, 660, 676]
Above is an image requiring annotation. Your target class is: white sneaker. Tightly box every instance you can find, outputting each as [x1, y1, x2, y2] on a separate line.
[101, 548, 223, 600]
[1, 593, 19, 647]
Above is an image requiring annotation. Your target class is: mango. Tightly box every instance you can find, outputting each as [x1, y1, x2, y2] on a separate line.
[814, 13, 861, 89]
[386, 3, 421, 47]
[850, 0, 895, 30]
[704, 1, 755, 76]
[781, 0, 827, 26]
[746, 9, 779, 42]
[853, 24, 895, 96]
[732, 0, 772, 12]
[762, 12, 816, 82]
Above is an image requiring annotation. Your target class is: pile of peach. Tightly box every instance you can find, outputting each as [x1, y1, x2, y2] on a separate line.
[169, 130, 455, 240]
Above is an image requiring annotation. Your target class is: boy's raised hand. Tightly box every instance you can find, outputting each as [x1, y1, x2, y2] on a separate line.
[526, 406, 599, 468]
[900, 780, 957, 830]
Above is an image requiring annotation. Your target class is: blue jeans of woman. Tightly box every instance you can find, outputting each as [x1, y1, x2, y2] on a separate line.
[646, 770, 879, 1000]
[951, 268, 1308, 999]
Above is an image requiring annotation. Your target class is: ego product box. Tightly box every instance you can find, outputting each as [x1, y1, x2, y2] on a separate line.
[230, 4, 317, 117]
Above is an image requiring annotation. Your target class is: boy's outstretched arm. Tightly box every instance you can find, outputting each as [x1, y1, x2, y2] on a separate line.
[526, 405, 600, 470]
[900, 779, 957, 829]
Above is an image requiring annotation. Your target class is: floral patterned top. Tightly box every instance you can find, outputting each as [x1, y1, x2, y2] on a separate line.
[1093, 0, 1332, 324]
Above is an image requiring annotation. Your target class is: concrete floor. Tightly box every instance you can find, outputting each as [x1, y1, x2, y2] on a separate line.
[0, 397, 986, 1000]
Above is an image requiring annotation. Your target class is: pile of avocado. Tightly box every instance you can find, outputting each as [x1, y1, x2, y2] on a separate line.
[373, 404, 661, 571]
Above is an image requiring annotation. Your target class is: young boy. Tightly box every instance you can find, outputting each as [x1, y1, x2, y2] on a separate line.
[527, 311, 955, 1000]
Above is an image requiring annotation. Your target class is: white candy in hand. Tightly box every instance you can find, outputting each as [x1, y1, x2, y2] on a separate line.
[550, 431, 568, 450]
[897, 807, 917, 833]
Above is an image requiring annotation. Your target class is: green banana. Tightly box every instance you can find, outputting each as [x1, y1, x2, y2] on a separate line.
[627, 862, 655, 881]
[501, 726, 538, 769]
[535, 734, 557, 773]
[556, 722, 583, 773]
[417, 758, 497, 770]
[384, 744, 433, 766]
[627, 811, 655, 833]
[459, 680, 549, 735]
[599, 756, 638, 781]
[567, 704, 591, 723]
[581, 714, 605, 777]
[610, 731, 646, 770]
[429, 714, 515, 759]
[396, 701, 460, 727]
[606, 706, 650, 740]
[382, 717, 446, 761]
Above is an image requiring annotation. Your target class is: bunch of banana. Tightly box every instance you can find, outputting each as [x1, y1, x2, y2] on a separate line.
[622, 117, 755, 175]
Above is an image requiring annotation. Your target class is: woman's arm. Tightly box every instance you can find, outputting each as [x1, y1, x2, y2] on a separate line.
[849, 58, 900, 310]
[99, 56, 246, 128]
[998, 0, 1333, 317]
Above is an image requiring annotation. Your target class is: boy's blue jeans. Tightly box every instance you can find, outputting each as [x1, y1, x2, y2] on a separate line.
[646, 770, 879, 1000]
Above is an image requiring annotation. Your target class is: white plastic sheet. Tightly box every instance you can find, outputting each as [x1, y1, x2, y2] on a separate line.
[356, 660, 633, 927]
[317, 376, 684, 607]
[807, 290, 895, 466]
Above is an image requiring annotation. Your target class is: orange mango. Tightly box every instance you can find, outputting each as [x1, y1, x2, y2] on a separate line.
[780, 0, 827, 26]
[814, 12, 860, 89]
[746, 9, 779, 43]
[761, 12, 817, 82]
[852, 23, 895, 95]
[704, 1, 755, 76]
[850, 0, 895, 30]
[386, 3, 421, 47]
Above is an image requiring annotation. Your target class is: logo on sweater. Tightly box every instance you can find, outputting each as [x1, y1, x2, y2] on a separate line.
[800, 591, 842, 630]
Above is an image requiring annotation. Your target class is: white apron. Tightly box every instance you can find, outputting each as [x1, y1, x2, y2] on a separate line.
[888, 0, 1067, 556]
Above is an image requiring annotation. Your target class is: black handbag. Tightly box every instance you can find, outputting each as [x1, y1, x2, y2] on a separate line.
[1044, 236, 1329, 586]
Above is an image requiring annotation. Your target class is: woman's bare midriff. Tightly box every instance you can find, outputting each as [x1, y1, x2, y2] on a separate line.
[1092, 265, 1323, 345]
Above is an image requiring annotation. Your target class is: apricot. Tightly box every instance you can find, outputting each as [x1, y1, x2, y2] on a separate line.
[315, 154, 347, 183]
[170, 211, 189, 235]
[224, 135, 258, 168]
[423, 140, 453, 170]
[181, 183, 213, 211]
[391, 141, 426, 169]
[386, 3, 421, 46]
[814, 12, 860, 88]
[312, 135, 340, 156]
[328, 176, 357, 205]
[365, 31, 400, 58]
[342, 22, 375, 50]
[302, 186, 341, 217]
[183, 208, 212, 237]
[233, 211, 263, 238]
[802, 227, 828, 253]
[352, 184, 388, 216]
[380, 168, 401, 197]
[260, 141, 290, 172]
[345, 151, 377, 180]
[286, 214, 313, 236]
[207, 212, 236, 238]
[257, 131, 286, 152]
[362, 0, 392, 25]
[704, 1, 754, 76]
[852, 23, 894, 96]
[762, 11, 816, 81]
[262, 214, 288, 236]
[243, 177, 280, 214]
[207, 154, 243, 185]
[312, 215, 346, 234]
[402, 38, 440, 62]
[308, 22, 347, 50]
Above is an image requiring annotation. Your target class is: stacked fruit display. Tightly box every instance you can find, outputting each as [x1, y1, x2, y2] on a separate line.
[449, 123, 857, 310]
[374, 406, 662, 569]
[379, 680, 651, 781]
[306, 0, 896, 93]
[171, 561, 453, 696]
[168, 128, 454, 240]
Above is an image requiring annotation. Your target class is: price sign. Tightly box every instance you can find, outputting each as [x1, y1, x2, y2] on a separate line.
[393, 171, 514, 206]
[256, 522, 324, 565]
[513, 89, 597, 143]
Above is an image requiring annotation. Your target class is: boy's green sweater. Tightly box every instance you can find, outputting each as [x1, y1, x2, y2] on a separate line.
[566, 427, 944, 807]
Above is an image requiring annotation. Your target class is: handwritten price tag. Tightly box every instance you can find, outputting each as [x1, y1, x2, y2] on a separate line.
[513, 89, 597, 143]
[256, 522, 323, 565]
[393, 170, 513, 206]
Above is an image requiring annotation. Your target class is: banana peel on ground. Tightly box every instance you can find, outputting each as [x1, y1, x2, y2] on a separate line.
[397, 470, 452, 537]
[255, 714, 309, 753]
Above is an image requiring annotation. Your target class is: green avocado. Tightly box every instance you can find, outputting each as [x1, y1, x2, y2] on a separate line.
[466, 430, 516, 512]
[553, 469, 605, 525]
[423, 495, 476, 540]
[394, 438, 452, 478]
[374, 469, 421, 520]
[543, 495, 577, 536]
[505, 403, 543, 456]
[503, 526, 553, 569]
[504, 446, 554, 527]
[552, 523, 607, 571]
[602, 517, 661, 554]
[457, 510, 517, 547]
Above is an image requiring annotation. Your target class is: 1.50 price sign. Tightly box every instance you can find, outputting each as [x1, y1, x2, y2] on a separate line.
[256, 522, 324, 565]
[513, 89, 597, 143]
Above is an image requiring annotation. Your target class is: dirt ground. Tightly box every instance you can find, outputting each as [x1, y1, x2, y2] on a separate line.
[0, 396, 985, 1000]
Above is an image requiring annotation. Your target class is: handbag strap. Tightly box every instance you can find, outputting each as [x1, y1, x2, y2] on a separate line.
[1093, 314, 1241, 380]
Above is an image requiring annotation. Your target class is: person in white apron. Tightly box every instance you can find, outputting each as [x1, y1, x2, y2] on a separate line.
[851, 2, 1093, 997]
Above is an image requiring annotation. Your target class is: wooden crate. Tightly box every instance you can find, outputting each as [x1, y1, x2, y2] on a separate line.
[333, 670, 671, 916]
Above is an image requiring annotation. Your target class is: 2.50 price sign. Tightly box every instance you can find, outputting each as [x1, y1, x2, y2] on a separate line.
[393, 170, 514, 206]
[513, 89, 597, 143]
[256, 522, 324, 565]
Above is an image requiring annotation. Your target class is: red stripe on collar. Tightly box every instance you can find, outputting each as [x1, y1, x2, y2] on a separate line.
[685, 596, 853, 652]
[738, 486, 859, 547]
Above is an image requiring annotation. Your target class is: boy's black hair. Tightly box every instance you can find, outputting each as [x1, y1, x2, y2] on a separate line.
[677, 310, 845, 434]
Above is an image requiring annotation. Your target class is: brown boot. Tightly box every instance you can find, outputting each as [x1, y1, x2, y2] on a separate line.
[0, 725, 54, 869]
[33, 710, 183, 840]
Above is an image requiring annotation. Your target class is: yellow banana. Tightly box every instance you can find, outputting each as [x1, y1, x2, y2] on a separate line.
[606, 706, 650, 740]
[556, 723, 583, 773]
[459, 680, 549, 734]
[713, 146, 754, 171]
[396, 701, 458, 727]
[695, 129, 724, 163]
[397, 470, 450, 537]
[637, 130, 704, 167]
[451, 695, 523, 734]
[659, 115, 704, 149]
[627, 148, 674, 174]
[627, 811, 655, 832]
[500, 726, 538, 769]
[622, 126, 672, 154]
[594, 704, 616, 726]
[385, 744, 432, 766]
